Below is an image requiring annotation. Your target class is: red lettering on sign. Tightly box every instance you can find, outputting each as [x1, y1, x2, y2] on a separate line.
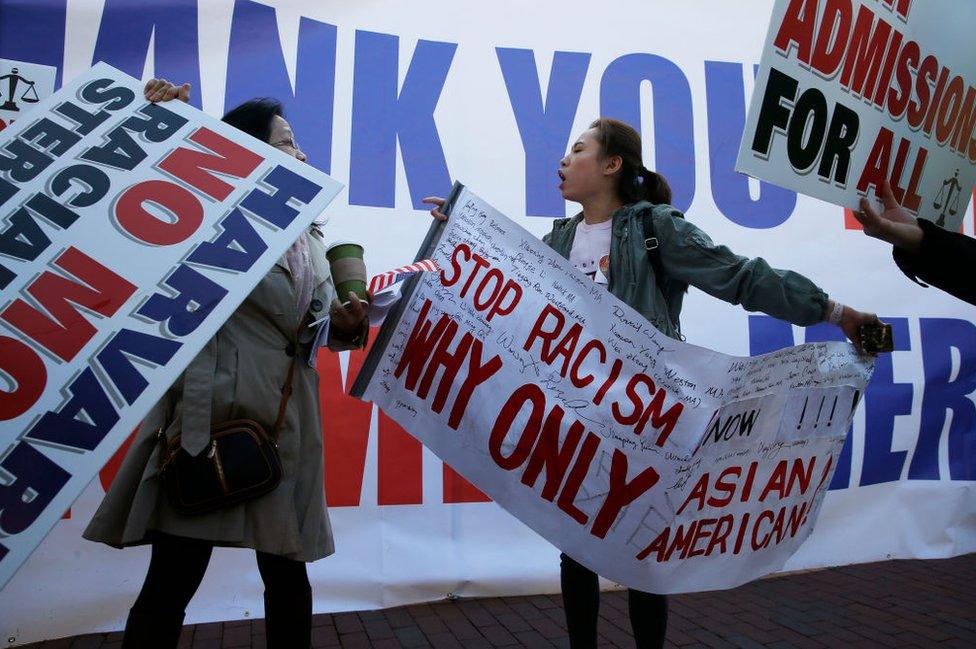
[158, 127, 263, 201]
[115, 180, 203, 245]
[0, 336, 47, 420]
[1, 247, 136, 361]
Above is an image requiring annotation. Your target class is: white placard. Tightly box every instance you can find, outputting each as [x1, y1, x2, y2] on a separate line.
[0, 62, 343, 589]
[736, 0, 976, 231]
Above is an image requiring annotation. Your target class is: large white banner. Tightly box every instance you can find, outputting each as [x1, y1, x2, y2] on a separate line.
[0, 1, 973, 645]
[0, 63, 342, 589]
[736, 0, 976, 230]
[358, 186, 872, 593]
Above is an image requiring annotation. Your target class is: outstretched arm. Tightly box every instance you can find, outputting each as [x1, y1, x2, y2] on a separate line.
[652, 206, 880, 350]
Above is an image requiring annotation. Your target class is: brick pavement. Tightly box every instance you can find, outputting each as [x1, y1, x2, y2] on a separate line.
[20, 553, 976, 648]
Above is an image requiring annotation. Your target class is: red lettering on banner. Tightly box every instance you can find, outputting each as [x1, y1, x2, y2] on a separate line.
[810, 0, 853, 76]
[490, 384, 546, 470]
[708, 466, 742, 508]
[158, 127, 263, 201]
[677, 473, 709, 515]
[556, 432, 601, 525]
[318, 333, 486, 506]
[773, 0, 817, 63]
[856, 127, 926, 212]
[887, 41, 920, 119]
[521, 405, 585, 500]
[1, 247, 136, 361]
[706, 514, 735, 556]
[0, 336, 47, 420]
[525, 303, 682, 443]
[751, 510, 775, 550]
[759, 457, 817, 502]
[524, 304, 565, 361]
[114, 180, 204, 245]
[395, 299, 451, 390]
[590, 449, 659, 539]
[441, 244, 523, 321]
[396, 298, 502, 428]
[570, 339, 605, 389]
[840, 6, 892, 100]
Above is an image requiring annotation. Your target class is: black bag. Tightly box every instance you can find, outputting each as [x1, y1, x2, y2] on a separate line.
[158, 356, 296, 515]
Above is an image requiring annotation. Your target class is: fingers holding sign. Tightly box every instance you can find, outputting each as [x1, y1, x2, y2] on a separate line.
[143, 78, 191, 104]
[422, 196, 448, 221]
[855, 180, 923, 254]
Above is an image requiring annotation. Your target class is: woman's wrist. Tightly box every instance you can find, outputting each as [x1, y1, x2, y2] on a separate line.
[824, 299, 845, 325]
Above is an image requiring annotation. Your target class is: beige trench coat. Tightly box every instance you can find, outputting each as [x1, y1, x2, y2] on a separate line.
[84, 229, 363, 562]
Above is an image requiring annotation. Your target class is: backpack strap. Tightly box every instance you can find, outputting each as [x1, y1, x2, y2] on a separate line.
[641, 210, 686, 338]
[641, 211, 666, 286]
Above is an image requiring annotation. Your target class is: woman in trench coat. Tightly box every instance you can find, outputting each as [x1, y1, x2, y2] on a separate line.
[83, 80, 368, 649]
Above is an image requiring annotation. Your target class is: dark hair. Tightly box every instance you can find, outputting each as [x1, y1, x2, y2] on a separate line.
[589, 118, 672, 206]
[221, 97, 283, 143]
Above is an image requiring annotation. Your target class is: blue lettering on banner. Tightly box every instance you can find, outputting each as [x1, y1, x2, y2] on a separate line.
[497, 48, 590, 218]
[136, 264, 229, 337]
[913, 319, 976, 481]
[26, 368, 120, 452]
[92, 0, 203, 108]
[748, 315, 976, 486]
[349, 31, 455, 209]
[704, 61, 796, 229]
[239, 165, 322, 228]
[95, 329, 182, 405]
[0, 441, 71, 536]
[600, 54, 696, 213]
[187, 208, 269, 272]
[225, 0, 337, 175]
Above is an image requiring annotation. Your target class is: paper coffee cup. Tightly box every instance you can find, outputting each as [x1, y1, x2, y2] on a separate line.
[326, 240, 369, 305]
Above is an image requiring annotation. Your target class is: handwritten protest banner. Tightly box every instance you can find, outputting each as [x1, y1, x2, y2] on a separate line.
[736, 0, 976, 231]
[0, 63, 342, 588]
[355, 185, 873, 593]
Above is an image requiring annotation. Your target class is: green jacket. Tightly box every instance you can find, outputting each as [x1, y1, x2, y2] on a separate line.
[543, 201, 829, 340]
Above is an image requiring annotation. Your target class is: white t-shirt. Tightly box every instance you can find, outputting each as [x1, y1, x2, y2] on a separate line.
[570, 219, 612, 285]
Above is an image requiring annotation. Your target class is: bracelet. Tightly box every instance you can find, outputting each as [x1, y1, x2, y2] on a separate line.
[827, 300, 845, 325]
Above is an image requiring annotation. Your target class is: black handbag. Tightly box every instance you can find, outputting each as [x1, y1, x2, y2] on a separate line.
[158, 355, 297, 515]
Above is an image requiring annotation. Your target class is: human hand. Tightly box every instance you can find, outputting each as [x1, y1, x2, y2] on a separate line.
[855, 180, 923, 254]
[837, 306, 883, 355]
[143, 78, 191, 103]
[329, 292, 370, 334]
[422, 196, 448, 221]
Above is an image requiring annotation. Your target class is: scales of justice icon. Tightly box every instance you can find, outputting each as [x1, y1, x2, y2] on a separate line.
[0, 67, 40, 112]
[933, 169, 962, 227]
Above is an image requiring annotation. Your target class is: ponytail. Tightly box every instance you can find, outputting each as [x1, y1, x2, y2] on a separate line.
[590, 118, 674, 207]
[637, 166, 672, 205]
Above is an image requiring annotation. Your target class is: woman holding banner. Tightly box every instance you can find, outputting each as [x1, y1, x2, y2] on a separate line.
[83, 80, 369, 649]
[426, 117, 880, 649]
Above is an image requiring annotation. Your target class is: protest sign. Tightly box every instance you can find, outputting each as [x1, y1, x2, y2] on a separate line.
[0, 59, 56, 132]
[354, 184, 873, 593]
[736, 0, 976, 231]
[0, 62, 343, 589]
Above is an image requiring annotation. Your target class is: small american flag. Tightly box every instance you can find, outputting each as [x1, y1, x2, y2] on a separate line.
[368, 258, 440, 294]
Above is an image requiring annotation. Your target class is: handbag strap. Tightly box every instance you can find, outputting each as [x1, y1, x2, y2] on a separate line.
[269, 353, 298, 442]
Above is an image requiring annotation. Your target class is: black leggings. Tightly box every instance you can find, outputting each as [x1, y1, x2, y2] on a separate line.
[560, 553, 668, 649]
[124, 534, 311, 649]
